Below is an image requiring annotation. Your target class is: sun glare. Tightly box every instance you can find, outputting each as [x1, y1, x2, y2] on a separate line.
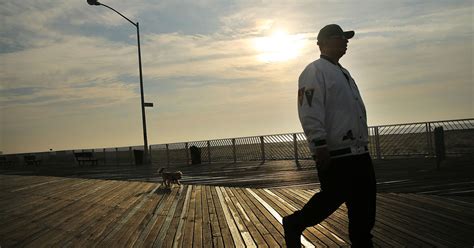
[254, 30, 305, 62]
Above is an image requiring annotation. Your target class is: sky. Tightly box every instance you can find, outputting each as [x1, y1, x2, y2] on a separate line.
[0, 0, 473, 154]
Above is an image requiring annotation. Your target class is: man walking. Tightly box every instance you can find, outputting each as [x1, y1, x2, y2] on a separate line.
[283, 24, 377, 247]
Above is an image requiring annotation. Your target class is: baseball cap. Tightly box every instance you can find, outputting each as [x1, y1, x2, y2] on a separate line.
[317, 24, 355, 40]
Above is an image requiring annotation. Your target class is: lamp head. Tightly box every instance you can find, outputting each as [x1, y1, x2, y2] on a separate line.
[87, 0, 101, 5]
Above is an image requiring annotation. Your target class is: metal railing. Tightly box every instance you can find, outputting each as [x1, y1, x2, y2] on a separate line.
[149, 118, 473, 165]
[1, 118, 473, 166]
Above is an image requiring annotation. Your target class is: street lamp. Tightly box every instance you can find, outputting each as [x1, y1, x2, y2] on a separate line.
[87, 0, 151, 163]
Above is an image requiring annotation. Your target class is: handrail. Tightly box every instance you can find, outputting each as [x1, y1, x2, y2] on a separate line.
[2, 118, 473, 163]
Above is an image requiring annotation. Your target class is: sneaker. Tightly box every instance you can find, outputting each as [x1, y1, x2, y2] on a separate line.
[283, 214, 303, 248]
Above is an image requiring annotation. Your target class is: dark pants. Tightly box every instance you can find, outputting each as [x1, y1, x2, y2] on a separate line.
[296, 153, 376, 247]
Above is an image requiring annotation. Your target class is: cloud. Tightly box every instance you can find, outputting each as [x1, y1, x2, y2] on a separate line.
[1, 0, 472, 153]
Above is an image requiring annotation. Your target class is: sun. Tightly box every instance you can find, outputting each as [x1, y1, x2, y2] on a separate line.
[254, 29, 305, 62]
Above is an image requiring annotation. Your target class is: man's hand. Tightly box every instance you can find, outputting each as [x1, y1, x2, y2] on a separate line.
[315, 147, 331, 172]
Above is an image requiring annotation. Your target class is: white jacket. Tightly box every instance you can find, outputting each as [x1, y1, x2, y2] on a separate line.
[298, 56, 369, 156]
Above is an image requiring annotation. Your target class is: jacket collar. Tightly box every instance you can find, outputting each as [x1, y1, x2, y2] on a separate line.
[320, 55, 340, 66]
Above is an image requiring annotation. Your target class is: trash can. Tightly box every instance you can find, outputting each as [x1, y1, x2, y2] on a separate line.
[133, 150, 144, 165]
[190, 146, 201, 165]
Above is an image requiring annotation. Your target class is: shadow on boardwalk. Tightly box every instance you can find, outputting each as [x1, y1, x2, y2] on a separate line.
[1, 157, 473, 195]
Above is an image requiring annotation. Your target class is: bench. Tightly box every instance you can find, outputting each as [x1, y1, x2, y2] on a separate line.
[74, 152, 99, 166]
[24, 155, 41, 166]
[0, 156, 13, 166]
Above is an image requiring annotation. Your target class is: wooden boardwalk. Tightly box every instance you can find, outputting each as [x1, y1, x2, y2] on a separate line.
[1, 174, 473, 247]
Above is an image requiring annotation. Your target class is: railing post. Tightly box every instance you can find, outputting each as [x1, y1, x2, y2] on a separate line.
[260, 136, 265, 163]
[185, 142, 189, 165]
[149, 145, 152, 164]
[293, 134, 298, 164]
[232, 138, 236, 163]
[103, 148, 106, 165]
[115, 148, 118, 165]
[434, 126, 446, 170]
[207, 141, 211, 164]
[426, 122, 433, 156]
[129, 147, 133, 165]
[374, 126, 382, 160]
[166, 144, 170, 166]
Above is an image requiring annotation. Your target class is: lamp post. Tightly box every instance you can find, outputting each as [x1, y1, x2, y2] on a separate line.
[87, 0, 150, 163]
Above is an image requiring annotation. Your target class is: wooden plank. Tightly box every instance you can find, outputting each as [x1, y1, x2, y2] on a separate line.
[234, 187, 282, 247]
[172, 185, 193, 247]
[44, 180, 136, 246]
[407, 193, 474, 214]
[0, 175, 54, 185]
[374, 195, 449, 247]
[161, 185, 191, 248]
[1, 179, 105, 228]
[81, 180, 132, 207]
[0, 175, 56, 193]
[2, 197, 76, 241]
[228, 187, 272, 248]
[254, 188, 330, 247]
[193, 185, 203, 248]
[95, 182, 154, 245]
[200, 185, 213, 248]
[220, 187, 256, 247]
[23, 229, 67, 248]
[225, 187, 265, 247]
[383, 194, 472, 246]
[1, 178, 94, 215]
[387, 193, 474, 226]
[6, 223, 53, 247]
[182, 185, 198, 248]
[10, 177, 69, 193]
[287, 188, 403, 248]
[205, 185, 224, 248]
[210, 186, 234, 247]
[113, 183, 159, 246]
[32, 189, 117, 244]
[262, 188, 343, 247]
[153, 185, 188, 247]
[215, 186, 246, 247]
[282, 188, 351, 245]
[375, 206, 443, 247]
[166, 185, 193, 247]
[305, 190, 426, 248]
[3, 179, 120, 246]
[136, 186, 179, 247]
[241, 188, 287, 247]
[71, 181, 147, 246]
[50, 199, 113, 246]
[378, 194, 470, 247]
[0, 194, 49, 217]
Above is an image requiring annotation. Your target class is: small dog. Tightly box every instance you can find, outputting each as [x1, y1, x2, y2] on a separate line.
[158, 168, 182, 187]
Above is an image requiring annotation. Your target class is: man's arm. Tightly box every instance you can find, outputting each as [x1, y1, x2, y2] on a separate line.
[298, 64, 330, 169]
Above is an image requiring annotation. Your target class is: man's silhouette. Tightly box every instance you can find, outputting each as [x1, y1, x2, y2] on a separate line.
[284, 24, 377, 248]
